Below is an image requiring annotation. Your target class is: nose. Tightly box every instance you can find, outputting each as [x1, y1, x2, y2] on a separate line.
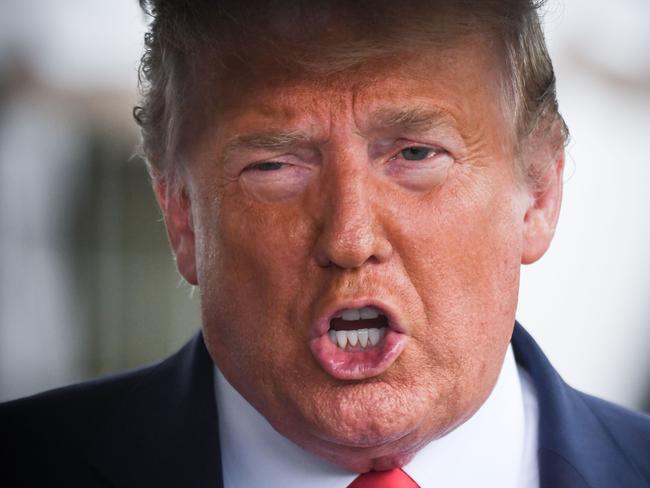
[312, 165, 393, 269]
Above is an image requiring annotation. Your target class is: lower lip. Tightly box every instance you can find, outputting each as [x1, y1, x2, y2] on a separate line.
[309, 329, 408, 380]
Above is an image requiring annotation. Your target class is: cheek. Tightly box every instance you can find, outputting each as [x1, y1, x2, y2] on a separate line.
[197, 187, 306, 289]
[400, 165, 523, 304]
[391, 167, 523, 379]
[195, 191, 317, 360]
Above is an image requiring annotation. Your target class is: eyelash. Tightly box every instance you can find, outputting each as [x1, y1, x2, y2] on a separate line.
[391, 145, 441, 162]
[246, 161, 286, 172]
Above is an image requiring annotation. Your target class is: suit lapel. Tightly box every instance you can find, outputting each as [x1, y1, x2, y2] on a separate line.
[88, 332, 223, 487]
[511, 323, 645, 488]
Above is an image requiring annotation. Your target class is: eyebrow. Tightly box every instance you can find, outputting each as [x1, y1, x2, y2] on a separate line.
[221, 130, 311, 161]
[219, 107, 458, 161]
[367, 107, 458, 134]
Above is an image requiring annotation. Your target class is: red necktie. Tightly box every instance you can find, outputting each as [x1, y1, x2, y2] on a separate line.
[347, 468, 420, 488]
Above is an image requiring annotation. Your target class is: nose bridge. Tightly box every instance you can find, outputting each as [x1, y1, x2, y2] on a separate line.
[313, 152, 391, 269]
[332, 166, 372, 239]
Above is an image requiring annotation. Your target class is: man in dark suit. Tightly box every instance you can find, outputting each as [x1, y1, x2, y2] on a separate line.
[2, 1, 649, 486]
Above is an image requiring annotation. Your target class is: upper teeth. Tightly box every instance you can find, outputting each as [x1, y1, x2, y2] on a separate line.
[339, 306, 383, 321]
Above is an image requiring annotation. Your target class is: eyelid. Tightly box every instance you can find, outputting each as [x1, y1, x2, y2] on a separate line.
[240, 148, 320, 173]
[241, 152, 299, 173]
[245, 161, 288, 171]
[390, 144, 444, 161]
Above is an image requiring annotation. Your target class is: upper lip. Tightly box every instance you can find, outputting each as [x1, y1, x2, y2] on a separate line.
[311, 297, 407, 339]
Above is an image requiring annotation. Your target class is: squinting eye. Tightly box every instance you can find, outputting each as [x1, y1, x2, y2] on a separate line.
[248, 162, 285, 171]
[400, 146, 435, 161]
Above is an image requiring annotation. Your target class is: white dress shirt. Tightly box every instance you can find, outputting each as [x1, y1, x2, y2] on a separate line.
[215, 345, 539, 488]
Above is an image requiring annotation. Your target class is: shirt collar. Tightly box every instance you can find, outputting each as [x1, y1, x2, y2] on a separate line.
[214, 345, 535, 488]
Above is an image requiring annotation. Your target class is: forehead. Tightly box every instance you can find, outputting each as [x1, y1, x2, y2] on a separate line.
[206, 37, 510, 148]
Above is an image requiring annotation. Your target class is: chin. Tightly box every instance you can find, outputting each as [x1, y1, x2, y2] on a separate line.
[317, 414, 412, 449]
[273, 380, 439, 464]
[309, 433, 421, 473]
[313, 382, 425, 441]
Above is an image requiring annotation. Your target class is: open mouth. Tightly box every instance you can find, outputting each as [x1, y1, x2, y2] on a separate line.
[328, 307, 390, 350]
[309, 302, 409, 380]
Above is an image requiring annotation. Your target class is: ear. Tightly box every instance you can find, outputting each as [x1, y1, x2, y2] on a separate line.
[153, 179, 198, 285]
[521, 148, 565, 265]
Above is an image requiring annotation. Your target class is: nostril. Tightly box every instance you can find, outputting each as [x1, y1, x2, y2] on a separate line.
[313, 233, 393, 269]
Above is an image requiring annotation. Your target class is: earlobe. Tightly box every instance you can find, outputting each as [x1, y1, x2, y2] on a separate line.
[521, 151, 565, 265]
[153, 179, 198, 285]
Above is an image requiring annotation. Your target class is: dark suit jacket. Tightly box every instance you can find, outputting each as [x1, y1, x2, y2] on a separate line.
[2, 324, 649, 487]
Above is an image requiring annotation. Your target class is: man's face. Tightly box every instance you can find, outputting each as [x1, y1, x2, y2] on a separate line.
[171, 36, 553, 471]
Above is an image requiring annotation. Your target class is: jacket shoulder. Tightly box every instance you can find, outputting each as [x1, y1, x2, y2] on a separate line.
[1, 360, 163, 439]
[512, 323, 650, 487]
[0, 351, 182, 486]
[579, 392, 650, 478]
